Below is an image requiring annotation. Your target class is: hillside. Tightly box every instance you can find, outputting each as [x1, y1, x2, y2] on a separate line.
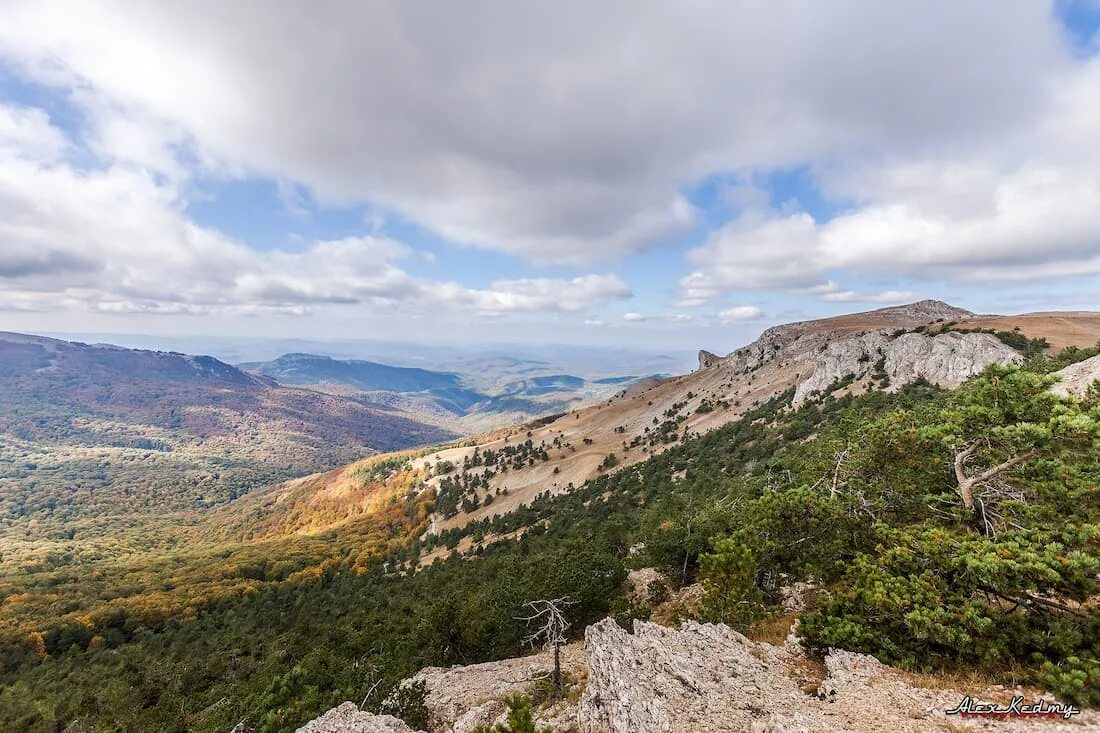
[327, 301, 1097, 536]
[0, 333, 454, 524]
[241, 353, 470, 395]
[214, 302, 1100, 545]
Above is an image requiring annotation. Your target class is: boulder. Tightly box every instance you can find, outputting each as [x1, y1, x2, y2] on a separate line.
[294, 702, 420, 733]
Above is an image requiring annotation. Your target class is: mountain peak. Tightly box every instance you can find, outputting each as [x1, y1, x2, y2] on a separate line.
[871, 299, 973, 321]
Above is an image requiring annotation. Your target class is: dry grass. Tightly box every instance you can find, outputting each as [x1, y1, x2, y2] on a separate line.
[959, 313, 1100, 351]
[894, 661, 1033, 704]
[746, 612, 800, 645]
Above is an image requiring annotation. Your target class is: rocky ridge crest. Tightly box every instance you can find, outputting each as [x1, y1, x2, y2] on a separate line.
[696, 301, 1018, 403]
[298, 615, 1094, 732]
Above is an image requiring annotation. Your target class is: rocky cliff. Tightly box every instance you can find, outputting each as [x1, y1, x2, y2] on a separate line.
[792, 330, 1021, 403]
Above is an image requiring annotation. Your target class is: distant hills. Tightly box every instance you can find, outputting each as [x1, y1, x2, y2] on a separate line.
[0, 333, 658, 524]
[0, 332, 455, 522]
[239, 352, 469, 394]
[238, 352, 654, 431]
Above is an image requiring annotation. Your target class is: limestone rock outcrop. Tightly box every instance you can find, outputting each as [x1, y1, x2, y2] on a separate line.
[793, 330, 1021, 403]
[1051, 354, 1100, 397]
[578, 618, 1095, 732]
[300, 616, 1096, 732]
[697, 350, 722, 370]
[294, 702, 420, 733]
[404, 642, 585, 733]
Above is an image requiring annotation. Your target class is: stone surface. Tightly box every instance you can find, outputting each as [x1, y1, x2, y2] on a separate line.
[625, 567, 669, 605]
[1051, 354, 1100, 397]
[577, 618, 1096, 733]
[697, 350, 722, 370]
[778, 580, 816, 613]
[405, 642, 586, 732]
[294, 702, 420, 733]
[793, 330, 1021, 403]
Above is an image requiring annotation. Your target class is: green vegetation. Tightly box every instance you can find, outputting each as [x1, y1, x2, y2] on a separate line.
[471, 694, 550, 733]
[378, 680, 430, 730]
[694, 363, 1100, 704]
[0, 349, 1097, 730]
[912, 321, 1053, 358]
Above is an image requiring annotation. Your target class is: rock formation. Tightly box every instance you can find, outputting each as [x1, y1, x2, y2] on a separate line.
[697, 350, 722, 370]
[300, 616, 1095, 732]
[1051, 354, 1100, 397]
[403, 642, 586, 733]
[296, 702, 418, 733]
[793, 330, 1021, 403]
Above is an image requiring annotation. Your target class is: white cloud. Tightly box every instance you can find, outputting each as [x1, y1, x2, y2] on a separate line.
[682, 156, 1100, 303]
[718, 306, 763, 323]
[0, 1, 1071, 263]
[0, 1, 1097, 330]
[679, 53, 1100, 303]
[0, 105, 67, 162]
[433, 274, 632, 314]
[820, 289, 916, 304]
[0, 104, 632, 317]
[682, 214, 824, 296]
[622, 312, 647, 322]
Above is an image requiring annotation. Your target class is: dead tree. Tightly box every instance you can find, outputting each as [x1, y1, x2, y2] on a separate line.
[518, 596, 575, 694]
[953, 440, 1037, 513]
[829, 442, 851, 499]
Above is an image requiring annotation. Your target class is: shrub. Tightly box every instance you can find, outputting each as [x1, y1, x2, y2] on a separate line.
[379, 680, 430, 730]
[471, 694, 550, 733]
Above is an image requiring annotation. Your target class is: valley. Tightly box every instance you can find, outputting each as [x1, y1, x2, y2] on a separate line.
[237, 351, 657, 434]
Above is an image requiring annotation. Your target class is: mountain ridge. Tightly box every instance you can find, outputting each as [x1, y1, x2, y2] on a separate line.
[248, 301, 1100, 543]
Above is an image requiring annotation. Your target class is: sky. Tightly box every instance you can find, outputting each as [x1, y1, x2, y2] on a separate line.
[0, 1, 1099, 353]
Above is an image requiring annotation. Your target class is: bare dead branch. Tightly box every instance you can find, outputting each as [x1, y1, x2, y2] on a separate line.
[518, 596, 575, 694]
[953, 441, 1038, 513]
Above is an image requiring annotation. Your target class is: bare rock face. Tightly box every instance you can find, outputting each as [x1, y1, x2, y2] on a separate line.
[697, 350, 722, 370]
[703, 301, 1007, 407]
[579, 618, 822, 732]
[294, 702, 420, 733]
[578, 619, 1097, 733]
[1051, 354, 1100, 397]
[793, 330, 1021, 403]
[405, 642, 586, 732]
[884, 332, 1020, 386]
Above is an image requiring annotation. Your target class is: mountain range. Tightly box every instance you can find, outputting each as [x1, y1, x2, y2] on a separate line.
[238, 352, 655, 432]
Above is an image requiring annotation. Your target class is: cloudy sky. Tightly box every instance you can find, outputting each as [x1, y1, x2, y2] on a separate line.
[0, 1, 1098, 351]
